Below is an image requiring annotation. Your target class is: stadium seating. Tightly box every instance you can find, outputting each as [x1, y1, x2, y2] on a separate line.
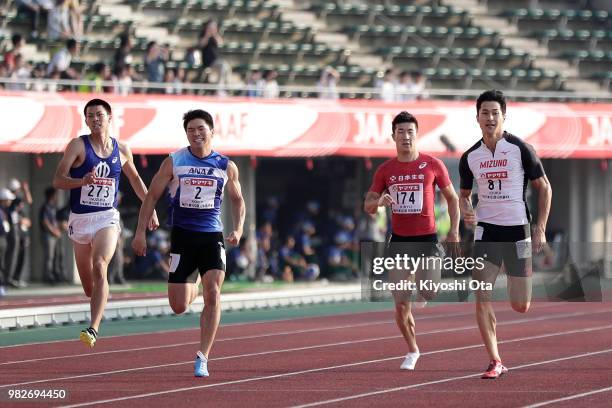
[0, 0, 609, 95]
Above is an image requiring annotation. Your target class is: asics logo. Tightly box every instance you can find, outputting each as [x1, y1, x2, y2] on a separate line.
[112, 157, 118, 163]
[419, 162, 427, 169]
[95, 162, 111, 178]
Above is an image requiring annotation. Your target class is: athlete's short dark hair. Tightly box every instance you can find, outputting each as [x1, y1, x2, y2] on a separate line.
[83, 98, 112, 116]
[183, 109, 214, 131]
[392, 111, 419, 132]
[476, 89, 507, 115]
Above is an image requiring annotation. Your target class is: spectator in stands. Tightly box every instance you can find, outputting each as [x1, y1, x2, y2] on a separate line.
[255, 232, 276, 282]
[47, 69, 61, 92]
[244, 69, 264, 97]
[227, 237, 255, 281]
[30, 63, 45, 91]
[144, 41, 168, 88]
[79, 62, 111, 93]
[133, 230, 170, 280]
[47, 38, 79, 80]
[176, 67, 186, 93]
[113, 33, 134, 72]
[184, 46, 201, 68]
[198, 19, 230, 95]
[377, 68, 396, 102]
[327, 231, 358, 281]
[279, 235, 306, 282]
[317, 66, 340, 100]
[39, 187, 62, 284]
[108, 192, 127, 285]
[7, 54, 32, 91]
[55, 203, 70, 282]
[6, 179, 32, 288]
[3, 34, 26, 72]
[163, 68, 184, 95]
[261, 196, 279, 224]
[411, 70, 429, 100]
[0, 65, 8, 88]
[262, 69, 279, 99]
[15, 0, 51, 39]
[47, 0, 73, 42]
[0, 188, 16, 296]
[395, 70, 414, 102]
[112, 65, 132, 96]
[68, 0, 83, 39]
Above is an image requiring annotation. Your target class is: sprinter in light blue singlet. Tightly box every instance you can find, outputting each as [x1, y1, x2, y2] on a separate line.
[166, 148, 229, 233]
[53, 99, 159, 349]
[132, 109, 245, 378]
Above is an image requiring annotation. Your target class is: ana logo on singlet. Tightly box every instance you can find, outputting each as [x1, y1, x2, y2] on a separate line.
[95, 162, 111, 178]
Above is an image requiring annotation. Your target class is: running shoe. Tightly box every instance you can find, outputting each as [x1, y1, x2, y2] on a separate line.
[481, 360, 508, 379]
[79, 327, 98, 348]
[194, 351, 209, 377]
[400, 351, 420, 370]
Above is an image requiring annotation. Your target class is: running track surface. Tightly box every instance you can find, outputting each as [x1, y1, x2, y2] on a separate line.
[1, 301, 612, 407]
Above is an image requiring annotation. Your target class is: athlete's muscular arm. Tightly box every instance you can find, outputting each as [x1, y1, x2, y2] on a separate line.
[441, 185, 460, 242]
[530, 175, 552, 253]
[364, 191, 394, 214]
[53, 138, 93, 190]
[225, 160, 245, 247]
[119, 142, 159, 231]
[459, 188, 476, 225]
[131, 157, 173, 256]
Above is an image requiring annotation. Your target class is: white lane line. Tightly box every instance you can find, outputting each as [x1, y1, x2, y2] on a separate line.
[292, 347, 612, 408]
[0, 302, 572, 358]
[0, 310, 478, 365]
[0, 299, 569, 350]
[0, 320, 393, 366]
[1, 309, 604, 388]
[522, 386, 612, 408]
[0, 306, 396, 349]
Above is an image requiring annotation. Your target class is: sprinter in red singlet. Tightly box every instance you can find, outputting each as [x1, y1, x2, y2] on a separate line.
[364, 111, 460, 370]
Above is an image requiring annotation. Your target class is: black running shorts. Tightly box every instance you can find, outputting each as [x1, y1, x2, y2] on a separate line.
[473, 222, 532, 277]
[387, 233, 442, 259]
[168, 227, 226, 284]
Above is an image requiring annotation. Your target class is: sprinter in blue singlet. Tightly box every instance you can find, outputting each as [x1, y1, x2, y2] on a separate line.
[53, 98, 159, 348]
[132, 109, 245, 377]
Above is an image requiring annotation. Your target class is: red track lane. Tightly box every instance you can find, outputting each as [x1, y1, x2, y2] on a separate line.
[1, 302, 610, 407]
[1, 304, 525, 385]
[119, 308, 612, 408]
[0, 303, 581, 373]
[538, 389, 612, 408]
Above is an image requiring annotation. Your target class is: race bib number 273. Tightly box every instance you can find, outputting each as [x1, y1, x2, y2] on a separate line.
[80, 177, 115, 207]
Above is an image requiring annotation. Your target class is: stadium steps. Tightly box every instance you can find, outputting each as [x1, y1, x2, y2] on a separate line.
[443, 0, 609, 94]
[273, 0, 387, 72]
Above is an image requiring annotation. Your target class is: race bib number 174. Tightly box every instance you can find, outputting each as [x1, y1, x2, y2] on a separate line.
[180, 177, 217, 209]
[389, 183, 423, 214]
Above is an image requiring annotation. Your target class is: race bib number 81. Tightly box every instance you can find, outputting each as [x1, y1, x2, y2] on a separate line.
[80, 178, 115, 207]
[180, 177, 217, 209]
[389, 183, 423, 214]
